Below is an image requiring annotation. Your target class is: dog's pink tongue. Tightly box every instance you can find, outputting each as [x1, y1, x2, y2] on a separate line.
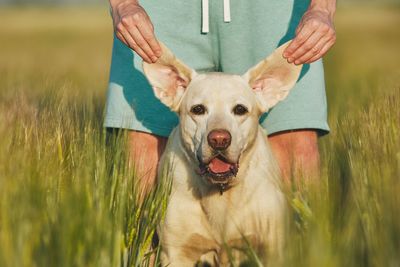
[209, 157, 231, 173]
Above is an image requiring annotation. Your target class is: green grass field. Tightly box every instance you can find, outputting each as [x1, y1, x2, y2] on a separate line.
[0, 5, 399, 267]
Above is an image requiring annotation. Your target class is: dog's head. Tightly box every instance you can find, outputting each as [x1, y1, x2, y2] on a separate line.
[143, 42, 302, 187]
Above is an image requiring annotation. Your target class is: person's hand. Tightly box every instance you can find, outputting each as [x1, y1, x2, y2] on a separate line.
[283, 6, 336, 65]
[111, 0, 161, 63]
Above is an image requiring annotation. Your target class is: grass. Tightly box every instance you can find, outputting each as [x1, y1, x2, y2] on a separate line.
[0, 4, 399, 267]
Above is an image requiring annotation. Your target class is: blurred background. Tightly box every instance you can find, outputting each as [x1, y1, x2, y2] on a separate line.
[0, 1, 399, 267]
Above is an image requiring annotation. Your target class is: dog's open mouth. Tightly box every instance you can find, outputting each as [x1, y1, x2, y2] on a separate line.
[198, 155, 239, 185]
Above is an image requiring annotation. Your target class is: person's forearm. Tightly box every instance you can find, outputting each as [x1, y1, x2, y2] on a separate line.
[309, 0, 336, 18]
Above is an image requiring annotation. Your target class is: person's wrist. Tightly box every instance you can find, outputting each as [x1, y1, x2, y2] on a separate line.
[110, 0, 139, 10]
[309, 0, 336, 20]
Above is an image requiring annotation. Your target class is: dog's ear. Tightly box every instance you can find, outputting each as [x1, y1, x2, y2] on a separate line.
[242, 41, 303, 112]
[143, 43, 196, 112]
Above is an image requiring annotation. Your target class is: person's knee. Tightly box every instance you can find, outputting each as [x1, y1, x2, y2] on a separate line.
[127, 130, 168, 181]
[269, 130, 318, 156]
[268, 130, 320, 180]
[128, 130, 168, 158]
[127, 130, 168, 196]
[291, 130, 319, 161]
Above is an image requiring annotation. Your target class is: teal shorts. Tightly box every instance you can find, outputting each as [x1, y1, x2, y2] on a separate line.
[104, 0, 330, 137]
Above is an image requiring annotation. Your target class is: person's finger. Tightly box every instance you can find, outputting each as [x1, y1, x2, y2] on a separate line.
[283, 22, 316, 59]
[127, 26, 158, 62]
[118, 25, 153, 63]
[136, 20, 162, 57]
[305, 38, 335, 63]
[293, 35, 330, 65]
[289, 29, 325, 64]
[130, 40, 153, 64]
[116, 31, 129, 47]
[283, 24, 305, 58]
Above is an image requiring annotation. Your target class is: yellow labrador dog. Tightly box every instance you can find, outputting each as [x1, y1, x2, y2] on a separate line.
[143, 42, 302, 266]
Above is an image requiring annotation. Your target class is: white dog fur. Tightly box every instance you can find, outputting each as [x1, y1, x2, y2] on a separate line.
[143, 42, 302, 266]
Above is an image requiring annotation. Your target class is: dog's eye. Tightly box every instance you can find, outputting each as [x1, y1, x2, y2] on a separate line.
[233, 104, 248, 116]
[190, 104, 206, 115]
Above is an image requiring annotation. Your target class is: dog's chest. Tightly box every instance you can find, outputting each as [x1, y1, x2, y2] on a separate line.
[199, 186, 255, 238]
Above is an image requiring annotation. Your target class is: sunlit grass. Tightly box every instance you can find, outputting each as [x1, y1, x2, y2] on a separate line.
[0, 5, 399, 267]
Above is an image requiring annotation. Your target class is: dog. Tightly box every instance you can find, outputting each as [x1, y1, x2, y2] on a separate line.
[142, 41, 302, 266]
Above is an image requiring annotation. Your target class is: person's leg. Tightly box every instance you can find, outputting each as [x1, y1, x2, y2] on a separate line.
[268, 130, 320, 185]
[127, 131, 168, 197]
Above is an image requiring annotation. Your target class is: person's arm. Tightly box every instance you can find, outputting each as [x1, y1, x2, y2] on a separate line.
[283, 0, 336, 65]
[109, 0, 161, 63]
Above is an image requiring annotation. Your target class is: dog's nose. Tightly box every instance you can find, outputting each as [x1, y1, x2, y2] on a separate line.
[207, 129, 231, 150]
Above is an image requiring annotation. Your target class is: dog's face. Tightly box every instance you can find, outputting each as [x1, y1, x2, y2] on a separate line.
[143, 42, 302, 187]
[178, 74, 260, 184]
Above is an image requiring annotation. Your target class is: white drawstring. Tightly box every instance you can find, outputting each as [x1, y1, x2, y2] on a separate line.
[201, 0, 231, 34]
[202, 0, 210, 33]
[223, 0, 231, 22]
